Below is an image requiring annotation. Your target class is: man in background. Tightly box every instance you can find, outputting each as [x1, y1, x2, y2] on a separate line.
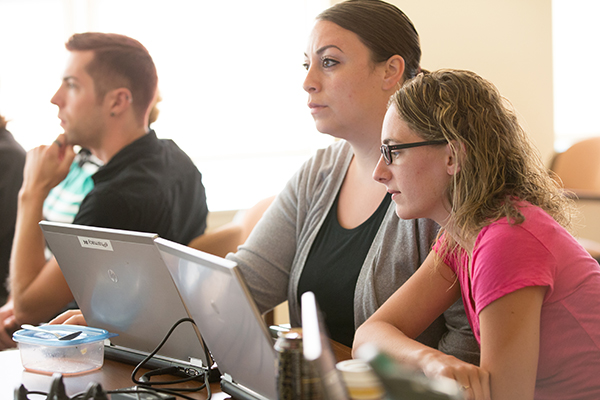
[42, 93, 162, 241]
[0, 115, 25, 306]
[0, 33, 208, 348]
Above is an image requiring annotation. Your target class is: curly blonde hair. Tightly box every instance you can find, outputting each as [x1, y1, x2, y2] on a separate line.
[391, 69, 576, 256]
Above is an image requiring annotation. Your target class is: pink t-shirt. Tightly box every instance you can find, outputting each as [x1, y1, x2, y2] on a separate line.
[436, 203, 600, 399]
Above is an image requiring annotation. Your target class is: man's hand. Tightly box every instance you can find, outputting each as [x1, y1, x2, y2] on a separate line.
[9, 134, 76, 325]
[21, 134, 76, 197]
[0, 299, 18, 350]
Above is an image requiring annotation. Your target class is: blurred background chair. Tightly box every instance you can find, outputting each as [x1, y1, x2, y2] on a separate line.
[550, 136, 600, 260]
[187, 195, 280, 324]
[188, 195, 275, 258]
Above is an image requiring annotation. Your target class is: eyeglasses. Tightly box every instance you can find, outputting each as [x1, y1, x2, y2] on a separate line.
[380, 140, 448, 165]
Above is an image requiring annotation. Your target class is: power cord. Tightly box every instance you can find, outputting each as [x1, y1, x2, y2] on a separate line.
[129, 317, 212, 400]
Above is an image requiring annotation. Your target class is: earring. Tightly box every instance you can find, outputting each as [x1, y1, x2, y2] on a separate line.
[110, 112, 115, 117]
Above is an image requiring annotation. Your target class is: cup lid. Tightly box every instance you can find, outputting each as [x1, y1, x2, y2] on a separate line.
[13, 325, 117, 347]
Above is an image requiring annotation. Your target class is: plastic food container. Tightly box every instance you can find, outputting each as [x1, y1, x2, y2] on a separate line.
[13, 325, 116, 376]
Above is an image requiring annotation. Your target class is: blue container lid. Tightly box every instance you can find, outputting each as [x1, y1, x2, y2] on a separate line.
[13, 325, 117, 347]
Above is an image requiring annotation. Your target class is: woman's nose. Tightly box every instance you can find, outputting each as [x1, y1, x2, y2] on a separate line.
[373, 154, 391, 184]
[303, 65, 319, 93]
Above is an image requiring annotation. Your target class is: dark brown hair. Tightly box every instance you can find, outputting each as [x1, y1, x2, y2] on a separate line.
[317, 0, 421, 80]
[66, 32, 158, 124]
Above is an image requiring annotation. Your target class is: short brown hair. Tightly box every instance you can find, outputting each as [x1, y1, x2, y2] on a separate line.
[317, 0, 421, 80]
[65, 32, 158, 124]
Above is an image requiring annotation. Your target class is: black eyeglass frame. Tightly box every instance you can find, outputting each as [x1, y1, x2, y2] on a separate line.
[380, 140, 448, 165]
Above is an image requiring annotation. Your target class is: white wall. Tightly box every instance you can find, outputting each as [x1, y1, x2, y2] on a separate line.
[376, 0, 555, 164]
[0, 0, 333, 212]
[553, 0, 600, 151]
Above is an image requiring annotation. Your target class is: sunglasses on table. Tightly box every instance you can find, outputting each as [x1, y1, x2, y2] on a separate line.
[380, 140, 448, 165]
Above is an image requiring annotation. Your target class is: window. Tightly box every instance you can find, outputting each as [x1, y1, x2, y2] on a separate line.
[0, 0, 333, 211]
[553, 0, 600, 152]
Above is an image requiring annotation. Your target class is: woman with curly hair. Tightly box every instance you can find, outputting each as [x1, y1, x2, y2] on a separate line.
[354, 69, 600, 400]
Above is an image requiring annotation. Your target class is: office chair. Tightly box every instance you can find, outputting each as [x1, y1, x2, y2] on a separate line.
[550, 136, 600, 259]
[187, 195, 276, 258]
[187, 195, 277, 324]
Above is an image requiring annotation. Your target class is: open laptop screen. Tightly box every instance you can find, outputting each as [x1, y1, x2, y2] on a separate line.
[155, 237, 278, 400]
[39, 221, 209, 370]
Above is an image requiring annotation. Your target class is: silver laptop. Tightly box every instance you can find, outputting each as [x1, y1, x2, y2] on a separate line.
[39, 221, 211, 375]
[155, 237, 278, 400]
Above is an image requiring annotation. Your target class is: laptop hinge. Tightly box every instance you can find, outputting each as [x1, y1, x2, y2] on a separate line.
[188, 357, 205, 368]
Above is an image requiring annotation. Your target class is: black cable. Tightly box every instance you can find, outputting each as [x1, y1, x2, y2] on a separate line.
[140, 366, 203, 386]
[205, 369, 212, 400]
[130, 317, 212, 400]
[131, 317, 204, 387]
[116, 367, 211, 400]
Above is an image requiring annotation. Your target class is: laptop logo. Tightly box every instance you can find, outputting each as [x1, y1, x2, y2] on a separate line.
[77, 236, 114, 251]
[107, 269, 118, 283]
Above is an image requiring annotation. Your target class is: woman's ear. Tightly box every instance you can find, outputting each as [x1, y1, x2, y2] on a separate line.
[446, 141, 462, 176]
[382, 55, 405, 91]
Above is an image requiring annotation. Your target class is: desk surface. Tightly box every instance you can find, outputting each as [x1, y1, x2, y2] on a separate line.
[1, 342, 352, 399]
[0, 348, 225, 399]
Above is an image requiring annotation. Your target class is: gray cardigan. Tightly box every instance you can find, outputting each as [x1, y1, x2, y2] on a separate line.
[227, 140, 480, 364]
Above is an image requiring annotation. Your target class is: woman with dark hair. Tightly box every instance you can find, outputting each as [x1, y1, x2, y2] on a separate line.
[225, 0, 478, 362]
[355, 69, 600, 399]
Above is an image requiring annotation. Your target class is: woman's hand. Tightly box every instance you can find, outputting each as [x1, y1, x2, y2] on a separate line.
[48, 309, 87, 326]
[353, 251, 490, 400]
[419, 350, 490, 400]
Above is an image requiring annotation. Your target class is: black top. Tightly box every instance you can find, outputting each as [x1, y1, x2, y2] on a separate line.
[0, 128, 26, 304]
[73, 130, 208, 245]
[298, 191, 392, 347]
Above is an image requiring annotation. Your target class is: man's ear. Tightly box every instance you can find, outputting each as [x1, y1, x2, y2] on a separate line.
[106, 88, 133, 116]
[382, 55, 405, 91]
[446, 141, 462, 176]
